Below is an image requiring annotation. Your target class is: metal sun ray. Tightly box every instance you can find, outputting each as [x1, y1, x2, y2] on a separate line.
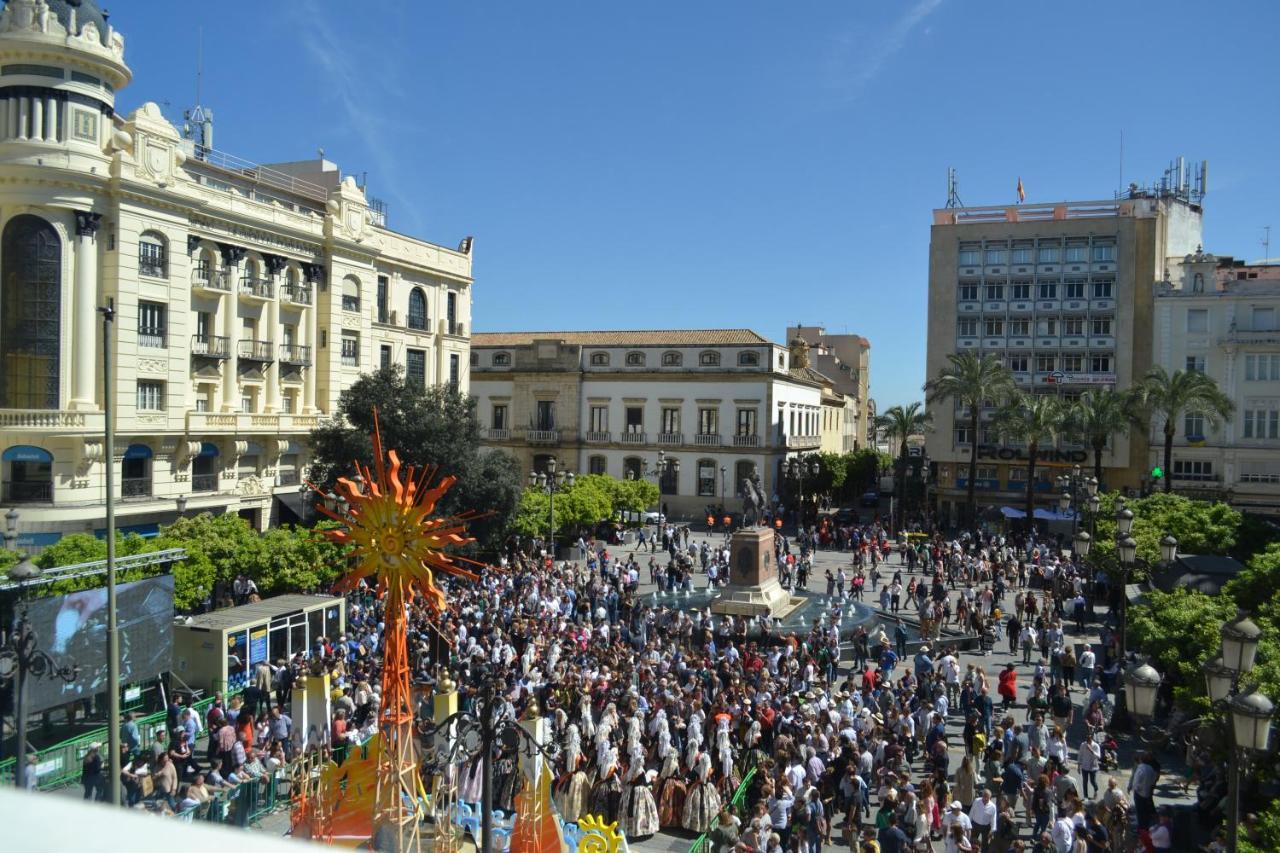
[304, 411, 487, 614]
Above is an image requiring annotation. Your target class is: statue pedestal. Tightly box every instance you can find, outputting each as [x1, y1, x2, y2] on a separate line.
[710, 527, 806, 619]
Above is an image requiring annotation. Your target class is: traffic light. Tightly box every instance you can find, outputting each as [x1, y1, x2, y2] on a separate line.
[1151, 466, 1164, 480]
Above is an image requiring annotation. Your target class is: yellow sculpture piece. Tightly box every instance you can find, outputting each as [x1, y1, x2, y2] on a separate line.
[577, 813, 627, 853]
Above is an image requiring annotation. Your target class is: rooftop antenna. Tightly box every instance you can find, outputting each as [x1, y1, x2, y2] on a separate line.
[196, 26, 202, 108]
[1264, 226, 1272, 262]
[182, 27, 213, 152]
[1117, 130, 1124, 198]
[945, 167, 964, 209]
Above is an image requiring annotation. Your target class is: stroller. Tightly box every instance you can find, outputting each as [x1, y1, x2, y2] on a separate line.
[1098, 731, 1120, 770]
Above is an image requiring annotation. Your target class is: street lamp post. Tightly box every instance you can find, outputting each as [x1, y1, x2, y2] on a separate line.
[1201, 613, 1274, 853]
[175, 494, 188, 518]
[3, 560, 79, 790]
[787, 457, 820, 530]
[529, 458, 574, 552]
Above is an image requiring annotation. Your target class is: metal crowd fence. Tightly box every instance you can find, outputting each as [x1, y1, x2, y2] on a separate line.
[0, 688, 237, 789]
[174, 771, 285, 827]
[689, 765, 758, 853]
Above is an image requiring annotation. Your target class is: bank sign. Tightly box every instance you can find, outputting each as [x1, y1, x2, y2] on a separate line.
[976, 445, 1088, 464]
[1042, 372, 1117, 385]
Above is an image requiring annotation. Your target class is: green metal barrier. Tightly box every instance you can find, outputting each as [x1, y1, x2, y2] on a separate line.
[690, 765, 758, 853]
[0, 690, 236, 790]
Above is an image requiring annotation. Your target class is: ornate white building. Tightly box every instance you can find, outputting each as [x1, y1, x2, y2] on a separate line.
[0, 0, 473, 546]
[470, 330, 826, 517]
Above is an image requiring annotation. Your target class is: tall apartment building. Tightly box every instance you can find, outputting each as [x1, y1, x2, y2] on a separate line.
[0, 1, 472, 547]
[1152, 250, 1280, 515]
[470, 331, 825, 516]
[924, 186, 1203, 524]
[787, 325, 869, 453]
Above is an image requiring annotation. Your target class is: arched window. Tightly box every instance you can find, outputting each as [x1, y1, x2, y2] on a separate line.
[734, 460, 755, 493]
[699, 351, 720, 366]
[738, 351, 760, 366]
[662, 351, 682, 366]
[1193, 273, 1204, 293]
[589, 455, 607, 475]
[122, 443, 153, 499]
[1, 215, 61, 409]
[492, 352, 511, 366]
[590, 352, 609, 366]
[625, 351, 645, 366]
[2, 444, 53, 503]
[342, 275, 361, 312]
[407, 287, 428, 330]
[623, 457, 643, 481]
[659, 457, 680, 495]
[778, 354, 785, 368]
[138, 230, 167, 278]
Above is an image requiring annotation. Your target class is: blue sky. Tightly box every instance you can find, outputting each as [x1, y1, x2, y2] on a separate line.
[116, 0, 1280, 409]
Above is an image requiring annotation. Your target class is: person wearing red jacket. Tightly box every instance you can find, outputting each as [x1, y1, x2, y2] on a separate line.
[998, 663, 1018, 711]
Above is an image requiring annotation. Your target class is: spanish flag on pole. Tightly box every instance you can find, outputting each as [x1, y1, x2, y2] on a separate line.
[1017, 177, 1026, 203]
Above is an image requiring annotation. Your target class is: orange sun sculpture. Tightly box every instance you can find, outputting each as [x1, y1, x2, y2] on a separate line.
[305, 410, 485, 851]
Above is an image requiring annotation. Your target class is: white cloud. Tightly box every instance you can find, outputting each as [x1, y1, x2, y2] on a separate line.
[295, 0, 424, 233]
[828, 0, 944, 102]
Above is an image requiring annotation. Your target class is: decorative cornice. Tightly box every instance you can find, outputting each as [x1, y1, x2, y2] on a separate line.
[74, 210, 102, 237]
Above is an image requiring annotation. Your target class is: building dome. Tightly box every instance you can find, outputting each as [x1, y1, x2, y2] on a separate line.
[41, 0, 109, 43]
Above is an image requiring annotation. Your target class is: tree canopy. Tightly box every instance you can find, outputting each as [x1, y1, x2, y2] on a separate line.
[1088, 491, 1242, 568]
[511, 473, 657, 541]
[307, 365, 522, 547]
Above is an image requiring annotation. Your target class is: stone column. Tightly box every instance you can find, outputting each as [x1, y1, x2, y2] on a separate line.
[43, 95, 56, 141]
[264, 256, 285, 413]
[304, 264, 320, 414]
[221, 246, 245, 412]
[70, 211, 102, 410]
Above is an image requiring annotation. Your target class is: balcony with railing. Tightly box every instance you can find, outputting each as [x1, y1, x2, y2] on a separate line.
[483, 428, 511, 441]
[694, 433, 722, 447]
[732, 434, 760, 448]
[240, 276, 274, 300]
[342, 295, 361, 313]
[192, 473, 218, 493]
[122, 477, 152, 500]
[619, 431, 646, 445]
[1220, 328, 1280, 346]
[657, 432, 683, 445]
[238, 339, 275, 362]
[785, 434, 821, 449]
[585, 430, 611, 443]
[191, 334, 230, 359]
[3, 480, 51, 503]
[191, 268, 230, 292]
[276, 469, 299, 487]
[527, 429, 560, 444]
[281, 281, 313, 305]
[279, 344, 312, 366]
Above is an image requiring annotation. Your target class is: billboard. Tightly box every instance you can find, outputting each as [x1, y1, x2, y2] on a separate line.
[18, 575, 175, 713]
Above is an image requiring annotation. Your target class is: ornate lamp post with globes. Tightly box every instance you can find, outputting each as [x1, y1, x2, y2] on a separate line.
[529, 457, 574, 550]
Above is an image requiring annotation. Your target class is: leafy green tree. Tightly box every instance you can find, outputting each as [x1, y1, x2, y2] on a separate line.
[814, 452, 849, 497]
[1128, 587, 1237, 711]
[574, 473, 658, 520]
[991, 392, 1067, 522]
[1066, 388, 1140, 489]
[512, 477, 613, 542]
[838, 449, 886, 502]
[924, 352, 1015, 528]
[308, 365, 522, 547]
[1089, 492, 1242, 567]
[875, 402, 931, 528]
[1134, 366, 1235, 493]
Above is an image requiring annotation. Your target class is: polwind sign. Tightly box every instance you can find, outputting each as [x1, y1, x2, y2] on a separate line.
[975, 445, 1088, 464]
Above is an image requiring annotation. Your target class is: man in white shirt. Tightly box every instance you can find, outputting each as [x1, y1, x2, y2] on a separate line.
[1051, 813, 1075, 852]
[939, 651, 960, 704]
[969, 788, 998, 850]
[942, 800, 971, 837]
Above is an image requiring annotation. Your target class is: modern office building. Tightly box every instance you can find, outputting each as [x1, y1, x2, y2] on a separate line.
[1152, 249, 1280, 515]
[787, 325, 869, 453]
[923, 176, 1205, 524]
[0, 0, 473, 546]
[470, 330, 825, 517]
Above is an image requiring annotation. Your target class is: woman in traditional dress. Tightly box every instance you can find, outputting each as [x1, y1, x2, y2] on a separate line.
[589, 746, 623, 824]
[656, 749, 687, 827]
[621, 755, 660, 838]
[458, 752, 484, 805]
[682, 752, 722, 833]
[555, 755, 591, 823]
[714, 716, 739, 797]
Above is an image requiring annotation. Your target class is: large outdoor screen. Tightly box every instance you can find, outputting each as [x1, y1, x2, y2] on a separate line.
[19, 575, 175, 713]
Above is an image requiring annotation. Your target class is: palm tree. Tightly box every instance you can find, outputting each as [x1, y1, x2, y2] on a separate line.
[1134, 366, 1235, 493]
[1066, 388, 1140, 488]
[875, 402, 932, 531]
[991, 392, 1068, 522]
[924, 352, 1016, 529]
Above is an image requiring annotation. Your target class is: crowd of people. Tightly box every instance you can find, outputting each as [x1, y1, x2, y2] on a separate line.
[88, 514, 1213, 850]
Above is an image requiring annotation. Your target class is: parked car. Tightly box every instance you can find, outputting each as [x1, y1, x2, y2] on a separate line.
[643, 510, 666, 525]
[859, 490, 880, 507]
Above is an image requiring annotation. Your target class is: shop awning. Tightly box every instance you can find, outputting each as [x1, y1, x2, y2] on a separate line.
[2, 445, 52, 463]
[123, 443, 153, 460]
[198, 442, 220, 458]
